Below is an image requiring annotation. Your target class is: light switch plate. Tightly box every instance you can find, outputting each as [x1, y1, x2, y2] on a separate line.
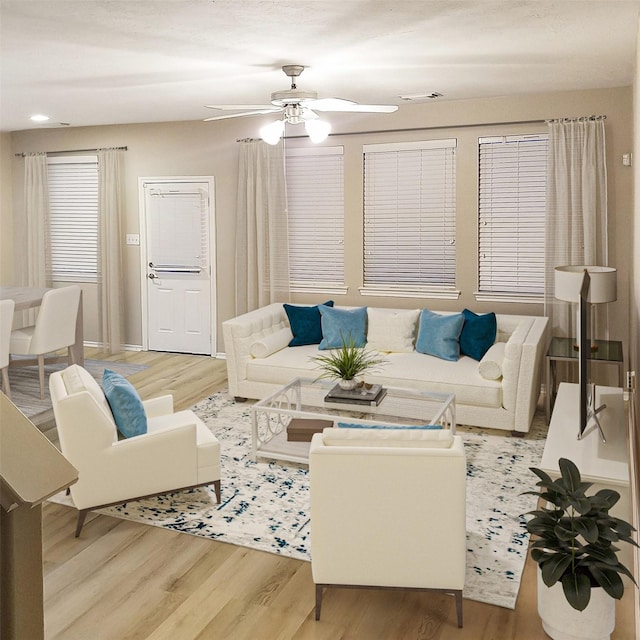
[126, 233, 140, 245]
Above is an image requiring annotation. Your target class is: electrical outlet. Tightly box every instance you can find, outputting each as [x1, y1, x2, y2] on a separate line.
[126, 233, 140, 246]
[626, 370, 636, 390]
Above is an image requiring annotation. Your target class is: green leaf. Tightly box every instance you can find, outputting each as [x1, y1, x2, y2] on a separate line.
[581, 545, 618, 565]
[554, 523, 577, 542]
[540, 554, 573, 587]
[590, 566, 624, 599]
[559, 458, 581, 492]
[593, 488, 621, 510]
[572, 517, 599, 543]
[561, 572, 591, 611]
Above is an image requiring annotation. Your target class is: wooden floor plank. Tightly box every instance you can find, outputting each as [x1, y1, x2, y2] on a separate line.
[40, 349, 636, 639]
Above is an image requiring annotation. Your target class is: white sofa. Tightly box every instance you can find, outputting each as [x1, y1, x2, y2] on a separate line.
[309, 427, 466, 625]
[223, 303, 549, 434]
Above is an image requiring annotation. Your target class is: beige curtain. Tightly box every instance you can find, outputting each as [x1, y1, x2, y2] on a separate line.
[98, 148, 124, 353]
[544, 117, 609, 338]
[23, 153, 50, 289]
[235, 139, 290, 315]
[19, 153, 50, 325]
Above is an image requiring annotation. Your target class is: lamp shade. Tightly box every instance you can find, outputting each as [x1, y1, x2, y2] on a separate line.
[554, 265, 617, 304]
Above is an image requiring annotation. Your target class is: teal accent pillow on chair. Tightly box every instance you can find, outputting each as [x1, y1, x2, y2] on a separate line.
[460, 308, 497, 360]
[415, 310, 464, 361]
[284, 300, 334, 346]
[102, 369, 148, 438]
[318, 305, 367, 350]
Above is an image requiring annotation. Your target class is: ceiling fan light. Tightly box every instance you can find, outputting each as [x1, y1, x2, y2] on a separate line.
[260, 119, 285, 145]
[305, 118, 331, 143]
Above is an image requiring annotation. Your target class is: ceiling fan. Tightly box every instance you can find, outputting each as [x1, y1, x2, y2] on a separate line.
[203, 65, 398, 143]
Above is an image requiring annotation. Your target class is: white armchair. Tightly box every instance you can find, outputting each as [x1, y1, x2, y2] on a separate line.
[309, 427, 466, 627]
[0, 299, 14, 399]
[49, 364, 221, 536]
[10, 285, 81, 399]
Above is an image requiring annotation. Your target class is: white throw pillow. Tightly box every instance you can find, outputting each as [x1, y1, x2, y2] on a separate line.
[478, 342, 506, 380]
[366, 308, 420, 353]
[250, 328, 294, 359]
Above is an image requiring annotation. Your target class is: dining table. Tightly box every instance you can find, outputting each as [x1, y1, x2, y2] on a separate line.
[0, 285, 84, 367]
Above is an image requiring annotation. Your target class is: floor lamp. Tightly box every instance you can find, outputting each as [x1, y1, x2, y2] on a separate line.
[554, 265, 617, 441]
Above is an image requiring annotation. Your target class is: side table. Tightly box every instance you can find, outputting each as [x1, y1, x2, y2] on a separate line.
[545, 336, 623, 422]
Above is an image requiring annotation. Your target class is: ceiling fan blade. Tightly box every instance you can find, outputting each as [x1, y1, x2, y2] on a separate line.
[203, 108, 283, 122]
[307, 98, 398, 113]
[204, 104, 279, 111]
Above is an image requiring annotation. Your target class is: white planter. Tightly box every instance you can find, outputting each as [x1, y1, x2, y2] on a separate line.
[338, 378, 358, 391]
[537, 570, 615, 640]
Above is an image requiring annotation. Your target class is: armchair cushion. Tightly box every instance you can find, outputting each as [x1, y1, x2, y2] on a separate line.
[102, 369, 147, 438]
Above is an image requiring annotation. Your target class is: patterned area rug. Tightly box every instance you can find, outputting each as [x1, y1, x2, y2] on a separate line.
[49, 390, 547, 609]
[8, 359, 148, 422]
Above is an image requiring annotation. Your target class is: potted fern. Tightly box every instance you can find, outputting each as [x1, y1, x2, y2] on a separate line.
[523, 457, 638, 640]
[312, 335, 386, 390]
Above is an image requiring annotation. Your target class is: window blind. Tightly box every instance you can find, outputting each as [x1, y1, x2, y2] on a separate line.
[478, 134, 548, 298]
[47, 156, 99, 282]
[285, 146, 344, 288]
[363, 139, 457, 291]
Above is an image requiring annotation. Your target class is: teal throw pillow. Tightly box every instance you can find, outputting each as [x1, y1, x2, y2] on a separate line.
[102, 369, 147, 438]
[415, 310, 464, 361]
[284, 301, 334, 346]
[460, 308, 497, 361]
[337, 422, 443, 430]
[318, 305, 367, 350]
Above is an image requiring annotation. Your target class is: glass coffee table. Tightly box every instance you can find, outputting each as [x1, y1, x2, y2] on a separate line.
[250, 377, 456, 464]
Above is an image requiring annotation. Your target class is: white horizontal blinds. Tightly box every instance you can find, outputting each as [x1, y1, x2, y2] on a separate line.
[363, 139, 457, 288]
[47, 156, 99, 282]
[285, 146, 344, 286]
[478, 134, 548, 297]
[147, 186, 209, 269]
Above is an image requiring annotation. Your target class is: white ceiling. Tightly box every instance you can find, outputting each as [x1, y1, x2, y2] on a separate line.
[1, 0, 639, 133]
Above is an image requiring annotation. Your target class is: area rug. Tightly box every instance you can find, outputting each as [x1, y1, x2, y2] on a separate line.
[49, 391, 547, 609]
[8, 359, 148, 421]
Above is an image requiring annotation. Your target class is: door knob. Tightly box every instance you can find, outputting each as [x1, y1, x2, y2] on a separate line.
[148, 273, 156, 279]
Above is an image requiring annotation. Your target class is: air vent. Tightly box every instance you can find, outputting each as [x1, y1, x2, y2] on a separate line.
[398, 92, 443, 102]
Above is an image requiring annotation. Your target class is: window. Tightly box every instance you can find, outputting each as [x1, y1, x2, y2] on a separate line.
[47, 155, 99, 282]
[362, 139, 457, 298]
[478, 134, 548, 301]
[285, 146, 344, 292]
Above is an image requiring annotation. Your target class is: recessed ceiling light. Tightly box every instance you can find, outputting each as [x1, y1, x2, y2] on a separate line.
[30, 114, 50, 122]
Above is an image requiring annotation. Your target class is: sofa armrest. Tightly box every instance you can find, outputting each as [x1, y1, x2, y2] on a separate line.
[142, 394, 174, 418]
[70, 423, 199, 510]
[222, 302, 289, 397]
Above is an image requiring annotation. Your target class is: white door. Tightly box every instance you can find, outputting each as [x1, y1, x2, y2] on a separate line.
[141, 179, 215, 355]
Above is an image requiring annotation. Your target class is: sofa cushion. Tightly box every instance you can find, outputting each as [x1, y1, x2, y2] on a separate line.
[460, 309, 497, 360]
[102, 369, 148, 438]
[415, 310, 464, 361]
[366, 307, 420, 353]
[284, 300, 334, 346]
[478, 342, 506, 380]
[250, 327, 294, 358]
[319, 305, 367, 350]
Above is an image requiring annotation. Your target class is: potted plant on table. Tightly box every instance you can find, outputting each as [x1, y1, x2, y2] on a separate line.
[523, 457, 638, 640]
[312, 335, 386, 390]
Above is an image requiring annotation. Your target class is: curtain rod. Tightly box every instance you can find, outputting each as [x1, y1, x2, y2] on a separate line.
[281, 115, 606, 140]
[14, 145, 128, 157]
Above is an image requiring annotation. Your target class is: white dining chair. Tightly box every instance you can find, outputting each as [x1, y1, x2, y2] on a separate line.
[0, 299, 15, 399]
[10, 285, 81, 399]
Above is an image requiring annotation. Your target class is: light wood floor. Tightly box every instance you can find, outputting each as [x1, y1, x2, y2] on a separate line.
[41, 349, 637, 639]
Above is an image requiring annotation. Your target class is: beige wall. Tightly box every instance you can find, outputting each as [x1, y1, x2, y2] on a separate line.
[0, 132, 14, 285]
[6, 86, 634, 354]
